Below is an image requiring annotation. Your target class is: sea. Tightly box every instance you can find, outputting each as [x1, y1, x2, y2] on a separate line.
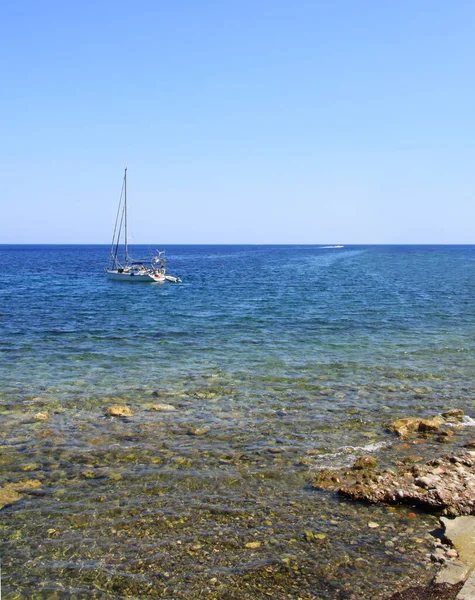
[0, 244, 474, 599]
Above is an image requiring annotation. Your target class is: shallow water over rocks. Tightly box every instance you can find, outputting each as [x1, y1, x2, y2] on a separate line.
[1, 244, 474, 598]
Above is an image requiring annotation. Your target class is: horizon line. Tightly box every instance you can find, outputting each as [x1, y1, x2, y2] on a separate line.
[0, 243, 473, 247]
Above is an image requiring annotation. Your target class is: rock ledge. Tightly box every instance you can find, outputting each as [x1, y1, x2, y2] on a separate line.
[312, 452, 474, 517]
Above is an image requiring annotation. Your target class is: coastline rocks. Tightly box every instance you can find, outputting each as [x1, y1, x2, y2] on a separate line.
[353, 456, 377, 470]
[442, 409, 465, 422]
[437, 431, 455, 444]
[414, 475, 437, 489]
[387, 416, 444, 438]
[435, 516, 475, 587]
[311, 453, 475, 516]
[106, 406, 133, 417]
[418, 418, 443, 433]
[387, 417, 423, 437]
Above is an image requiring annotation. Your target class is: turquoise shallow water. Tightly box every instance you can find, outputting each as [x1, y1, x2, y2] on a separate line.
[0, 244, 474, 599]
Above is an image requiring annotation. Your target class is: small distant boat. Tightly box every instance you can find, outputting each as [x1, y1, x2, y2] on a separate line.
[320, 245, 344, 249]
[105, 169, 181, 283]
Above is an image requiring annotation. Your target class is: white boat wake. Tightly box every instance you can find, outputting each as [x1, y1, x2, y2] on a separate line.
[307, 440, 388, 471]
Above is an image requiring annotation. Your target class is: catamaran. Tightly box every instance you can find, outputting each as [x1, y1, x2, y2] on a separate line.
[105, 169, 181, 283]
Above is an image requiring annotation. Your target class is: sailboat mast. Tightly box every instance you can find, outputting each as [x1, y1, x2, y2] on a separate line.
[124, 167, 128, 266]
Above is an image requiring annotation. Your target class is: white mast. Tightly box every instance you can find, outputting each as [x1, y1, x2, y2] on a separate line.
[124, 167, 128, 266]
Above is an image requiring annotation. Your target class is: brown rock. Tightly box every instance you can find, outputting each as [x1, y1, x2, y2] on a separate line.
[387, 418, 422, 437]
[353, 456, 377, 470]
[312, 452, 475, 517]
[34, 411, 49, 421]
[106, 406, 133, 417]
[387, 415, 443, 437]
[311, 469, 344, 489]
[15, 480, 42, 491]
[418, 419, 441, 433]
[437, 435, 453, 444]
[245, 541, 261, 549]
[150, 403, 176, 411]
[0, 480, 43, 510]
[0, 487, 22, 510]
[187, 426, 210, 436]
[442, 409, 464, 420]
[402, 455, 423, 464]
[438, 430, 454, 437]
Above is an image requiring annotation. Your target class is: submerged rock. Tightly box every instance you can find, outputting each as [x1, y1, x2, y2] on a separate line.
[387, 417, 423, 437]
[305, 531, 326, 541]
[187, 426, 210, 436]
[387, 415, 445, 438]
[0, 487, 22, 509]
[353, 456, 377, 470]
[418, 418, 443, 433]
[150, 403, 176, 411]
[442, 409, 465, 422]
[33, 411, 49, 421]
[106, 406, 133, 417]
[0, 480, 43, 510]
[81, 470, 104, 479]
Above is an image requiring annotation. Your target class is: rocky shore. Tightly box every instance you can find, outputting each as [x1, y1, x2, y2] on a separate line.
[312, 451, 474, 517]
[2, 402, 474, 599]
[311, 411, 475, 599]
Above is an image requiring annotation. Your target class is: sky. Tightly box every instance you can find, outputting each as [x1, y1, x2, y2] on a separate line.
[1, 0, 474, 244]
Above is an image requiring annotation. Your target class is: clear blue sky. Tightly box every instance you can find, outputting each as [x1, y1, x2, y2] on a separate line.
[1, 0, 474, 243]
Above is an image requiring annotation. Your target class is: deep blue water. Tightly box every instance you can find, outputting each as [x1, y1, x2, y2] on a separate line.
[1, 244, 474, 599]
[1, 244, 473, 392]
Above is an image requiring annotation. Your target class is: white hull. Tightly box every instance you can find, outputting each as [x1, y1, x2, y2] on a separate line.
[106, 270, 165, 282]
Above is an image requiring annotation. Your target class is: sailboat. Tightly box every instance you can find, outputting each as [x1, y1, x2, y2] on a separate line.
[105, 169, 181, 283]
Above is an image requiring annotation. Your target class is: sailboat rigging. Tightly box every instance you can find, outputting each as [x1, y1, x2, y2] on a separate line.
[105, 169, 181, 283]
